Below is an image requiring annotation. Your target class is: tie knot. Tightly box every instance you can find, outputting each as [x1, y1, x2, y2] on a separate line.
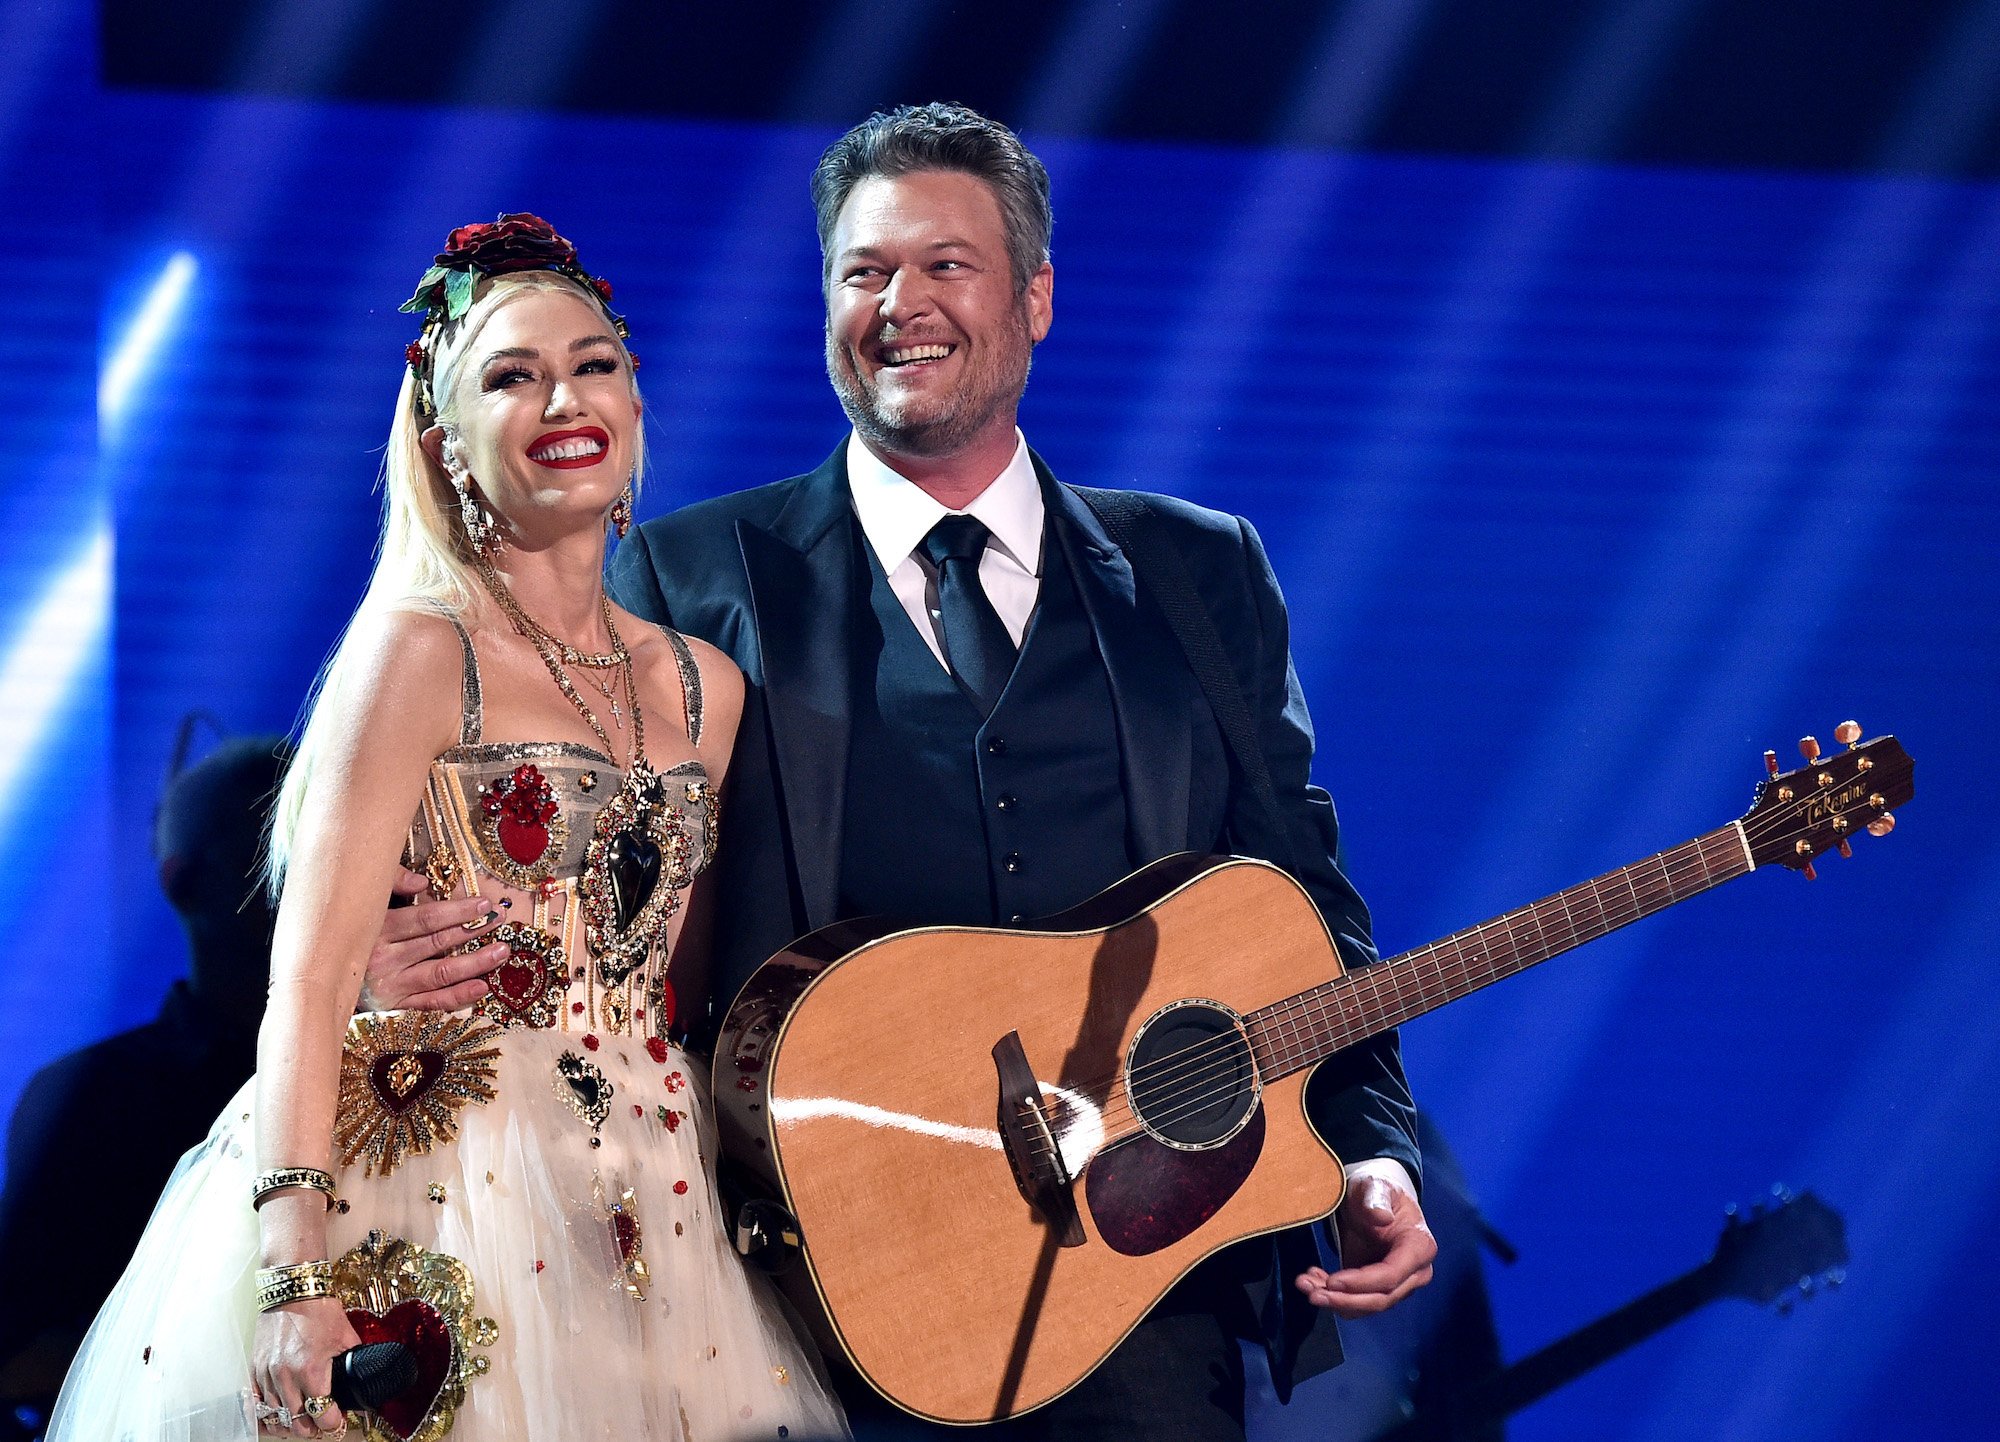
[920, 514, 992, 569]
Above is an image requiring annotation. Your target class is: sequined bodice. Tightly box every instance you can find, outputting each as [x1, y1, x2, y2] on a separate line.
[401, 621, 715, 1040]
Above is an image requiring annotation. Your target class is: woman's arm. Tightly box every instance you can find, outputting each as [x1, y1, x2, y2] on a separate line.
[252, 610, 462, 1430]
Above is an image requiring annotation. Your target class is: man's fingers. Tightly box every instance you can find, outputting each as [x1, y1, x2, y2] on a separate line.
[403, 977, 495, 1011]
[383, 896, 498, 947]
[421, 941, 503, 996]
[1308, 1229, 1439, 1297]
[390, 866, 430, 898]
[412, 906, 505, 958]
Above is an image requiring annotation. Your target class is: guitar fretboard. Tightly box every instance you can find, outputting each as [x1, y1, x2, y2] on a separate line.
[1248, 824, 1754, 1081]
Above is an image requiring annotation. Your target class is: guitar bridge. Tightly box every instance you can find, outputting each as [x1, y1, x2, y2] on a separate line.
[992, 1031, 1086, 1248]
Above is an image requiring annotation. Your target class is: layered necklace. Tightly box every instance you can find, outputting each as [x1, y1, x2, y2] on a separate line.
[476, 555, 638, 751]
[474, 559, 695, 1003]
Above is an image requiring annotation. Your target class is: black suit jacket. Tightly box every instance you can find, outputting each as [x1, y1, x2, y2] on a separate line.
[608, 442, 1421, 1392]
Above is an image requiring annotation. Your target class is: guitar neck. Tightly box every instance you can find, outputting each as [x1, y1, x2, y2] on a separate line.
[1379, 1262, 1722, 1441]
[1252, 823, 1755, 1081]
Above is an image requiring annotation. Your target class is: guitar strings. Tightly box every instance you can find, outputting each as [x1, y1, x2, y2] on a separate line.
[1015, 806, 1834, 1166]
[1087, 827, 1759, 1150]
[1110, 835, 1736, 1125]
[1020, 835, 1737, 1163]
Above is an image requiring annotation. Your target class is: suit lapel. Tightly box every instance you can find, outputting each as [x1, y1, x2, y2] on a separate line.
[1039, 456, 1192, 861]
[739, 444, 858, 930]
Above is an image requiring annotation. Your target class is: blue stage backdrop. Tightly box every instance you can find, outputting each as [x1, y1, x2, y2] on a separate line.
[7, 81, 1996, 1440]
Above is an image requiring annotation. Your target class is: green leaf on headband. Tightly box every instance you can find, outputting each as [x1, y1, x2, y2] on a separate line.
[399, 265, 448, 314]
[445, 268, 476, 321]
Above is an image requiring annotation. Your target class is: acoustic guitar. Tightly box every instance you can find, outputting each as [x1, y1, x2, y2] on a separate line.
[712, 726, 1911, 1424]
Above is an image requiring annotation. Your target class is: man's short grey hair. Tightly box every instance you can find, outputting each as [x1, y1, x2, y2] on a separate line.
[811, 102, 1053, 294]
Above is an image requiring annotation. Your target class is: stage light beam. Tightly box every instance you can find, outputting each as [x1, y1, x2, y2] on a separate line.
[99, 251, 198, 432]
[0, 525, 112, 827]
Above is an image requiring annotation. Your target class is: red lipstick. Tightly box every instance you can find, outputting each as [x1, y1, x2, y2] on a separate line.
[526, 426, 611, 470]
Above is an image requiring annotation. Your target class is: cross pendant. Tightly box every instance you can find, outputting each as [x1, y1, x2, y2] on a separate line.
[611, 700, 624, 729]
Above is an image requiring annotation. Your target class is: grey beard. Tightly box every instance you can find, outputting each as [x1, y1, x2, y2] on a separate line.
[825, 332, 1034, 459]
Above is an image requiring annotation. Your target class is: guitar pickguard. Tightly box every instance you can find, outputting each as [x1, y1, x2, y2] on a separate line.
[1083, 1104, 1265, 1256]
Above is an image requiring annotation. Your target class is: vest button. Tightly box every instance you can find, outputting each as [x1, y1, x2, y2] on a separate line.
[1009, 913, 1024, 924]
[986, 737, 1008, 756]
[995, 794, 1018, 812]
[1002, 852, 1023, 873]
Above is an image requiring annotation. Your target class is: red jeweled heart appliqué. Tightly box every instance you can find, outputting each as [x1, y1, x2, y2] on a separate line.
[476, 760, 556, 860]
[344, 1298, 454, 1440]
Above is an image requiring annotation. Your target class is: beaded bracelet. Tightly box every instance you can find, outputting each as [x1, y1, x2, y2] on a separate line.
[255, 1260, 337, 1312]
[251, 1167, 338, 1211]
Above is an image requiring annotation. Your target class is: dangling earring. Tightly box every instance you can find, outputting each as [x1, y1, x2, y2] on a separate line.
[611, 482, 633, 540]
[455, 474, 500, 556]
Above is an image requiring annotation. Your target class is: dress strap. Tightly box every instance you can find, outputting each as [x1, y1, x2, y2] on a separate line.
[659, 627, 703, 748]
[446, 615, 483, 745]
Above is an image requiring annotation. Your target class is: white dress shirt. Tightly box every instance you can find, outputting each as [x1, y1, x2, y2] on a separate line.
[843, 429, 1418, 1208]
[845, 430, 1043, 667]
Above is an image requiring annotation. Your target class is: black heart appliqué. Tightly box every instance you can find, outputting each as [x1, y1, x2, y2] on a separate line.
[607, 829, 661, 931]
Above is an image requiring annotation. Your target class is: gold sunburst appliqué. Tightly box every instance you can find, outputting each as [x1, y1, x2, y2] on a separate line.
[336, 1013, 503, 1178]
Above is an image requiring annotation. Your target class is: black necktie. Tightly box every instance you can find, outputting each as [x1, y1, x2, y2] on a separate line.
[919, 514, 1018, 715]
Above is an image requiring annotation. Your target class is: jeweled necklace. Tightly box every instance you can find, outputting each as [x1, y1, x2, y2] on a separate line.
[475, 558, 643, 760]
[473, 560, 688, 1005]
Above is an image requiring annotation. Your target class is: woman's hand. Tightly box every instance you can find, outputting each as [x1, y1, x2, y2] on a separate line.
[253, 1295, 358, 1436]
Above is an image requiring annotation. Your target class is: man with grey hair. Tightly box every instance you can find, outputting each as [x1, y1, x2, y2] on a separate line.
[370, 102, 1433, 1439]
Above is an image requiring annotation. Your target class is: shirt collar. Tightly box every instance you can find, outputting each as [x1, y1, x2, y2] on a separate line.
[845, 429, 1044, 577]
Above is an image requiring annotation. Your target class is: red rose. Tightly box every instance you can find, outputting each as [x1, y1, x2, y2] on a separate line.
[405, 339, 426, 369]
[435, 213, 577, 275]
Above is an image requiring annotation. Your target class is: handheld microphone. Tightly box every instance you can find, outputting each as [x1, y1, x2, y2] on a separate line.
[331, 1341, 420, 1410]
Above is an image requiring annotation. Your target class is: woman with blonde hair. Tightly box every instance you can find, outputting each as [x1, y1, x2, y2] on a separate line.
[52, 215, 847, 1442]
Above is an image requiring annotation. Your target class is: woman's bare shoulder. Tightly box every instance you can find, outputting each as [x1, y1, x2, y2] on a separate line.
[613, 611, 742, 752]
[325, 608, 473, 753]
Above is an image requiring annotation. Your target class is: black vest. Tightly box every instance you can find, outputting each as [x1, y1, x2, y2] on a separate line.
[839, 519, 1132, 927]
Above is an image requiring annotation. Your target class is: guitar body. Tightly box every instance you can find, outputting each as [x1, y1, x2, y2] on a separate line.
[714, 854, 1352, 1424]
[713, 730, 1914, 1427]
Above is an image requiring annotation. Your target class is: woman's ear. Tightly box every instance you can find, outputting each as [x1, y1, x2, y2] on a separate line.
[421, 424, 452, 473]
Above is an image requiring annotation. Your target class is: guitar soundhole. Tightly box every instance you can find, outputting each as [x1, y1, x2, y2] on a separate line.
[1125, 1001, 1259, 1150]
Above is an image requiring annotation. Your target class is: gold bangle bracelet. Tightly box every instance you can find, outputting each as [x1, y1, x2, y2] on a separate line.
[255, 1260, 334, 1287]
[256, 1273, 338, 1312]
[251, 1167, 338, 1211]
[255, 1260, 336, 1311]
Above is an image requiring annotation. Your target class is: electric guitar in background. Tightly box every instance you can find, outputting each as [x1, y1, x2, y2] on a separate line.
[714, 724, 1912, 1424]
[1375, 1187, 1849, 1441]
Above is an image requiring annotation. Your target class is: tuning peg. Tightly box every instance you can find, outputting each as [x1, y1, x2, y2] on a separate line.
[1836, 720, 1863, 747]
[1763, 749, 1780, 778]
[1799, 736, 1821, 764]
[1866, 814, 1896, 838]
[1837, 840, 1853, 858]
[1801, 861, 1817, 880]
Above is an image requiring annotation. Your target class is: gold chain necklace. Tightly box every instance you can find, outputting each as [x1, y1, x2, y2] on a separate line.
[475, 562, 645, 764]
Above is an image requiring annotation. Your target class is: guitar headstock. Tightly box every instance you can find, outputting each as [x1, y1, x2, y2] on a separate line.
[1712, 1186, 1849, 1310]
[1741, 723, 1913, 875]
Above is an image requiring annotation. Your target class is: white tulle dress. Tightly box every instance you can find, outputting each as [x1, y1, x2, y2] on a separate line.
[51, 623, 848, 1442]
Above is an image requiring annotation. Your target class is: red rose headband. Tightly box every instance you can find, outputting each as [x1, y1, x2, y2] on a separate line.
[400, 213, 631, 419]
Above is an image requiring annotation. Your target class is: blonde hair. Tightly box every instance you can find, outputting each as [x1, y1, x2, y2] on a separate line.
[267, 269, 646, 891]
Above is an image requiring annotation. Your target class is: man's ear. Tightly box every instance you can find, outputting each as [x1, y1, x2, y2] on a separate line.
[1026, 261, 1054, 345]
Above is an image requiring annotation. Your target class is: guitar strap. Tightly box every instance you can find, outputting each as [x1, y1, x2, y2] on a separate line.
[1072, 486, 1302, 879]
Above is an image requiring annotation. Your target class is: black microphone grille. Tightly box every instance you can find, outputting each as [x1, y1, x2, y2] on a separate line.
[331, 1341, 420, 1411]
